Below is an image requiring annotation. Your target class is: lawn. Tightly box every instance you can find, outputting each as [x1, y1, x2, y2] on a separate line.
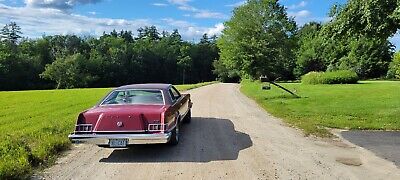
[240, 80, 400, 137]
[0, 82, 215, 179]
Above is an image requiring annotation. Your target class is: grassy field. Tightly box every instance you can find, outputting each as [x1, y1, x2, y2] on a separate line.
[0, 82, 215, 179]
[241, 80, 400, 137]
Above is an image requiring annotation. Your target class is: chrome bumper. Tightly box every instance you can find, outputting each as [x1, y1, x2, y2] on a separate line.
[68, 132, 172, 146]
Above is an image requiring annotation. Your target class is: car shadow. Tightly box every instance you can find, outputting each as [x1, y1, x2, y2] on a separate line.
[99, 117, 252, 163]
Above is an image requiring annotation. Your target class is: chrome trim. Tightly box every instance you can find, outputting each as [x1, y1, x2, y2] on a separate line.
[181, 107, 189, 118]
[92, 130, 146, 133]
[93, 113, 104, 131]
[68, 132, 172, 145]
[99, 89, 166, 106]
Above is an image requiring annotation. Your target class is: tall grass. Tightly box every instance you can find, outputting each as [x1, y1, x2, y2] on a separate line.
[0, 82, 215, 179]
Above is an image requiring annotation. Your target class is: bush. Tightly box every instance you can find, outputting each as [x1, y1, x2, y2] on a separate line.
[302, 70, 359, 84]
[387, 52, 400, 79]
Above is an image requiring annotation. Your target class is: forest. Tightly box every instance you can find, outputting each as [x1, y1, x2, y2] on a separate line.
[0, 25, 219, 90]
[1, 0, 400, 91]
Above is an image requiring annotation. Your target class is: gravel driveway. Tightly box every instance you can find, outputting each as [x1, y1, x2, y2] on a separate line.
[40, 83, 400, 179]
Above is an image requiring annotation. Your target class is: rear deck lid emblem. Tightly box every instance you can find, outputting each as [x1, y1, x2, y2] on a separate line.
[117, 121, 123, 127]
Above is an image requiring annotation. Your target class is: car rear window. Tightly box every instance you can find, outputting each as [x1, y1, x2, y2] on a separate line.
[101, 89, 164, 105]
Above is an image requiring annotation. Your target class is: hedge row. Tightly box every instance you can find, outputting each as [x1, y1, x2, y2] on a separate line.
[301, 70, 359, 84]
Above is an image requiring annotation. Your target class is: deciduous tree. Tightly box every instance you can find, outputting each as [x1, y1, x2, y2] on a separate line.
[217, 0, 297, 80]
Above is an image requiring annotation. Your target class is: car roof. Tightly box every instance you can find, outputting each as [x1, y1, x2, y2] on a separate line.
[115, 83, 172, 90]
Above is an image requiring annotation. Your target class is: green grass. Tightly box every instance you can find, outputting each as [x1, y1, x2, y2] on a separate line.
[240, 80, 400, 137]
[0, 82, 215, 179]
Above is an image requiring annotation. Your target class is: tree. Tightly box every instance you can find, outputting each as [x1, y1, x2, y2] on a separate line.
[1, 22, 22, 44]
[326, 0, 400, 40]
[190, 33, 219, 82]
[0, 24, 219, 90]
[294, 22, 326, 77]
[177, 45, 192, 84]
[200, 33, 210, 44]
[40, 54, 96, 89]
[217, 0, 297, 80]
[387, 51, 400, 79]
[212, 59, 240, 82]
[343, 37, 393, 78]
[317, 0, 399, 78]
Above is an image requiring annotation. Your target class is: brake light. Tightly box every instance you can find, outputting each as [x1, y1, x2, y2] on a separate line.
[148, 124, 167, 132]
[75, 124, 93, 132]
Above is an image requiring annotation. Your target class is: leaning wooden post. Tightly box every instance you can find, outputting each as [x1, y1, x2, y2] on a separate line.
[259, 76, 300, 98]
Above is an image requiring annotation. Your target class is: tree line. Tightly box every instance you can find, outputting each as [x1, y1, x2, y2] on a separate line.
[1, 0, 400, 91]
[215, 0, 400, 81]
[0, 24, 219, 90]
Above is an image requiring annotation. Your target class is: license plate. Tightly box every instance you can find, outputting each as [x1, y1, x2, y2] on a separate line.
[109, 139, 128, 147]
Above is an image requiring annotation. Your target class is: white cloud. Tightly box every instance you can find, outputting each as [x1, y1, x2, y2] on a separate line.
[88, 11, 96, 15]
[207, 23, 224, 36]
[287, 9, 332, 26]
[226, 1, 245, 7]
[161, 18, 224, 39]
[288, 10, 311, 18]
[152, 3, 168, 7]
[167, 0, 226, 19]
[287, 1, 307, 10]
[167, 0, 191, 6]
[0, 3, 150, 37]
[168, 0, 196, 11]
[193, 10, 227, 19]
[25, 0, 101, 10]
[177, 5, 197, 12]
[161, 18, 194, 28]
[0, 3, 223, 41]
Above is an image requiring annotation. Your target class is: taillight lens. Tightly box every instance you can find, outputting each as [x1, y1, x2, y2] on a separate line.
[148, 124, 167, 131]
[75, 124, 93, 132]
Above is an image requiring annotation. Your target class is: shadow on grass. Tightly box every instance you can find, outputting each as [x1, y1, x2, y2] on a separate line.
[99, 117, 252, 163]
[263, 95, 306, 100]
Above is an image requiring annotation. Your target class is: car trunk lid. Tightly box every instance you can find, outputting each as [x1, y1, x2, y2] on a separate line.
[83, 105, 166, 133]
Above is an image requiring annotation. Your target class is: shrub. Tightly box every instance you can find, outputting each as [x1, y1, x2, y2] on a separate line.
[387, 52, 400, 79]
[302, 70, 359, 84]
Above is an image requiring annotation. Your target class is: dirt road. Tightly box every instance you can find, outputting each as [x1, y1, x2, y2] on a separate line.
[41, 83, 400, 179]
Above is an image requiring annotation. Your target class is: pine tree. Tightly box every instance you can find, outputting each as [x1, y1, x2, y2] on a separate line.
[0, 22, 22, 44]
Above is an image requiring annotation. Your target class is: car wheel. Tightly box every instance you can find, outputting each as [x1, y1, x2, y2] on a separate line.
[168, 118, 180, 145]
[183, 109, 191, 124]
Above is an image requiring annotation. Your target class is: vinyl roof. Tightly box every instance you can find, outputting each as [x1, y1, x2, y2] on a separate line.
[115, 83, 172, 90]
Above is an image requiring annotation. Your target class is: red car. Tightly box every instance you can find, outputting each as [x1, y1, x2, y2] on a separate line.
[68, 84, 192, 147]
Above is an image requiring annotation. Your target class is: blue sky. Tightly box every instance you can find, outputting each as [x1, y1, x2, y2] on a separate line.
[0, 0, 398, 48]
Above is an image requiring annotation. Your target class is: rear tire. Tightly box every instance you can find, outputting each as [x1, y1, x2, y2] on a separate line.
[182, 109, 191, 124]
[168, 120, 180, 145]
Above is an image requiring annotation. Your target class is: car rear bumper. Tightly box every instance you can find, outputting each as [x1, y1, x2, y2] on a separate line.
[68, 132, 172, 146]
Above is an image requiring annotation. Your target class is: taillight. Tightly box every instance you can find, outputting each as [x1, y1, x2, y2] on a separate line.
[75, 124, 93, 132]
[75, 113, 92, 133]
[148, 124, 167, 132]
